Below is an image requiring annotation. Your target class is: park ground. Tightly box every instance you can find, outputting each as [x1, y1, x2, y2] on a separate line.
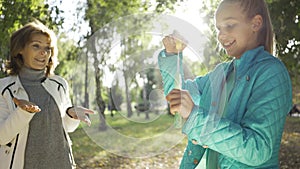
[69, 115, 300, 169]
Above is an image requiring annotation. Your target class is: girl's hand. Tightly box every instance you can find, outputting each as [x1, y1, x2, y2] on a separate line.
[67, 106, 94, 126]
[162, 30, 187, 53]
[166, 89, 194, 119]
[13, 97, 41, 113]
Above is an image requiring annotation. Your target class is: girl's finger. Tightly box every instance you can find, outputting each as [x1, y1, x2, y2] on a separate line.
[166, 89, 181, 100]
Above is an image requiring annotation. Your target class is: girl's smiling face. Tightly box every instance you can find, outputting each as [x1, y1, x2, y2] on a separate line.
[20, 34, 52, 70]
[215, 2, 261, 58]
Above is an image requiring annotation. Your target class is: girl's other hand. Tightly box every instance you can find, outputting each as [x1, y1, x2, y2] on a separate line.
[166, 89, 194, 119]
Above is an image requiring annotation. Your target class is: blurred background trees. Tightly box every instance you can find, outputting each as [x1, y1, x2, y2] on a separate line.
[267, 0, 300, 104]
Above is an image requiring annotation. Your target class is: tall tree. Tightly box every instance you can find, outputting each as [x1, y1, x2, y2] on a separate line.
[84, 0, 178, 130]
[120, 29, 155, 118]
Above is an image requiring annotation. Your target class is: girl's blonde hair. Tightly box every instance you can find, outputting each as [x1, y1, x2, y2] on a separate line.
[219, 0, 274, 54]
[6, 20, 58, 76]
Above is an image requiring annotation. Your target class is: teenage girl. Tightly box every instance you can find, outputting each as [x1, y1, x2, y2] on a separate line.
[158, 0, 292, 168]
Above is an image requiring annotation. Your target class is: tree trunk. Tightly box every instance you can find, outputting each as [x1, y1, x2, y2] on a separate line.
[84, 51, 89, 108]
[124, 71, 133, 117]
[93, 53, 107, 131]
[143, 76, 149, 119]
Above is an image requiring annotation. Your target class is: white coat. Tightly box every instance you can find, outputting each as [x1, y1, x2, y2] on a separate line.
[0, 75, 80, 169]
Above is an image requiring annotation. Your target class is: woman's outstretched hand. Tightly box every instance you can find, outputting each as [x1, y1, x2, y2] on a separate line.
[13, 97, 41, 113]
[166, 89, 194, 119]
[67, 106, 95, 126]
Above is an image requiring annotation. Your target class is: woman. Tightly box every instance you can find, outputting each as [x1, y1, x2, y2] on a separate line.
[0, 20, 94, 169]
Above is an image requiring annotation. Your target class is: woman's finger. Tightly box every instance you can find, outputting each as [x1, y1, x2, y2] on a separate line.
[74, 106, 95, 115]
[13, 97, 41, 113]
[13, 97, 21, 106]
[83, 108, 95, 115]
[83, 116, 92, 126]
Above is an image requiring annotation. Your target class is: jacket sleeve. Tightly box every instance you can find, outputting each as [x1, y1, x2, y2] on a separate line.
[56, 76, 80, 133]
[182, 61, 293, 166]
[157, 49, 183, 96]
[0, 95, 34, 144]
[158, 49, 208, 105]
[158, 49, 208, 167]
[62, 111, 80, 133]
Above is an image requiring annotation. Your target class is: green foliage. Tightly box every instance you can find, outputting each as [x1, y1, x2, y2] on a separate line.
[199, 0, 227, 71]
[267, 0, 300, 100]
[55, 34, 79, 78]
[268, 0, 300, 62]
[86, 0, 143, 32]
[154, 0, 179, 13]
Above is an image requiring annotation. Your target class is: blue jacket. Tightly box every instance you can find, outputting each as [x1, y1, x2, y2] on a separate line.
[158, 46, 292, 168]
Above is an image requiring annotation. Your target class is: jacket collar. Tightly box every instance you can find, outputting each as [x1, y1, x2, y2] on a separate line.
[234, 46, 271, 78]
[3, 75, 53, 97]
[7, 76, 24, 96]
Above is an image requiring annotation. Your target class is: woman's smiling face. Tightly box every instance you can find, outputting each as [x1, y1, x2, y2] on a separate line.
[215, 2, 259, 58]
[20, 33, 52, 70]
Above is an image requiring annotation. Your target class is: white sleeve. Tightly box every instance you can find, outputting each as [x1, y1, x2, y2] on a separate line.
[0, 95, 34, 144]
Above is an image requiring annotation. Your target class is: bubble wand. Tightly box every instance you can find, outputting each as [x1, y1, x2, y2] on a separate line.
[173, 38, 183, 129]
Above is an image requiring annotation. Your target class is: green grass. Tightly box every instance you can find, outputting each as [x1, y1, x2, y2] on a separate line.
[69, 114, 300, 168]
[78, 110, 176, 137]
[104, 111, 174, 138]
[69, 110, 184, 164]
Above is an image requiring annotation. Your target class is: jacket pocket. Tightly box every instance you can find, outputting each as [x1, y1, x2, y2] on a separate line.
[0, 138, 15, 169]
